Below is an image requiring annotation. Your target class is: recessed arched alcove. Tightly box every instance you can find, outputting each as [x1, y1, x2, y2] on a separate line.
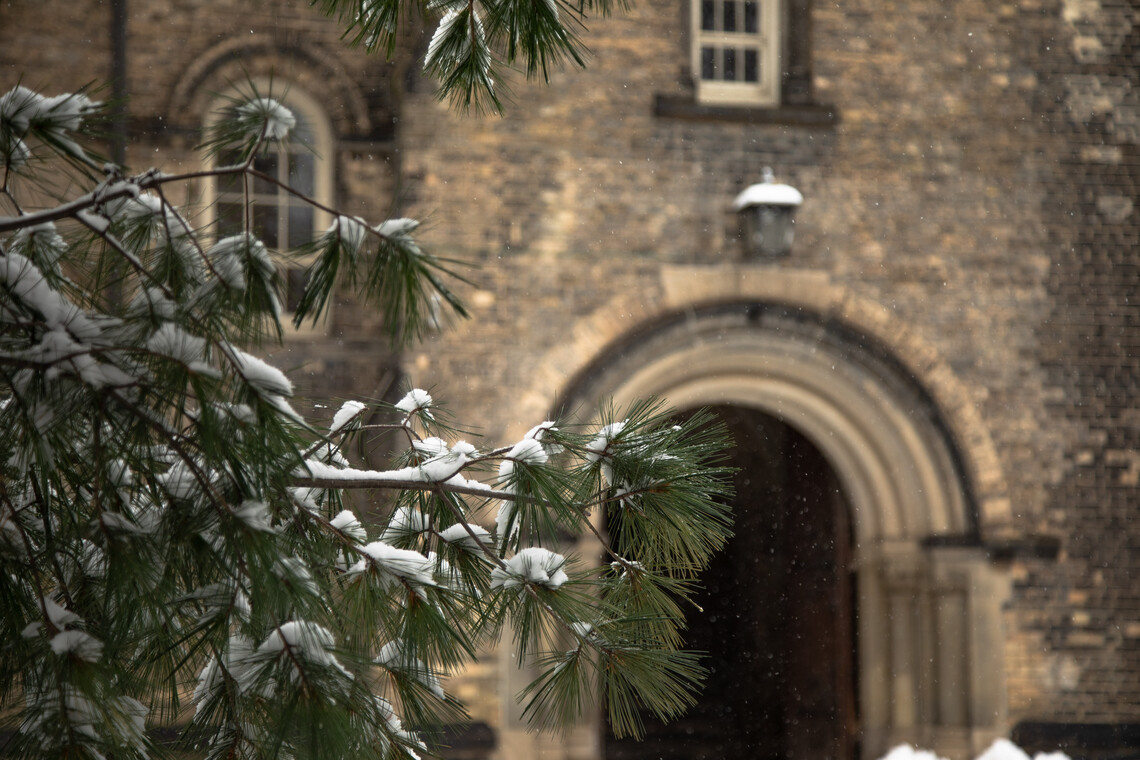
[542, 301, 1012, 760]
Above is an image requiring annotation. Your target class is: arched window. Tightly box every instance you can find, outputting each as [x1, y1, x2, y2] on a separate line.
[209, 83, 334, 316]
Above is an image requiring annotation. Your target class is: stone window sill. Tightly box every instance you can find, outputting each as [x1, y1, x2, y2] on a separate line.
[654, 94, 840, 127]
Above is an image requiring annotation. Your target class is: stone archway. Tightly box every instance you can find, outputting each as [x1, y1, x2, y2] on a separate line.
[553, 302, 1011, 760]
[165, 35, 375, 137]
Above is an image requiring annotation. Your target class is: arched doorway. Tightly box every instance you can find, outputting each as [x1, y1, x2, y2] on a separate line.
[603, 406, 858, 760]
[542, 302, 1012, 760]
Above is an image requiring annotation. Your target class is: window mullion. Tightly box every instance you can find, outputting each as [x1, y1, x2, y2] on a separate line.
[705, 31, 768, 45]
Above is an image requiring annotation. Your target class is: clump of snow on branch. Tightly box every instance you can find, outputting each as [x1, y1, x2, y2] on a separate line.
[425, 9, 475, 71]
[2, 252, 75, 327]
[25, 598, 105, 663]
[330, 509, 367, 543]
[525, 420, 564, 455]
[259, 620, 352, 680]
[229, 345, 293, 398]
[328, 215, 369, 253]
[416, 437, 476, 482]
[330, 399, 367, 435]
[495, 422, 562, 539]
[1, 135, 30, 168]
[194, 635, 259, 710]
[494, 501, 516, 545]
[42, 596, 82, 629]
[413, 436, 448, 459]
[36, 92, 99, 133]
[237, 97, 295, 140]
[586, 419, 627, 484]
[491, 547, 568, 590]
[395, 387, 432, 415]
[349, 542, 436, 593]
[0, 86, 98, 161]
[186, 582, 251, 625]
[377, 217, 420, 240]
[146, 322, 209, 370]
[439, 522, 492, 551]
[233, 500, 275, 532]
[503, 437, 548, 471]
[49, 630, 104, 662]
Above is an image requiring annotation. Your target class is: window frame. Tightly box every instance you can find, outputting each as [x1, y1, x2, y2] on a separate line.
[691, 0, 782, 107]
[205, 81, 335, 332]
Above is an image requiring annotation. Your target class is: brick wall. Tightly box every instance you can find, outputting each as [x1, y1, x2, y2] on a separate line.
[1023, 0, 1140, 730]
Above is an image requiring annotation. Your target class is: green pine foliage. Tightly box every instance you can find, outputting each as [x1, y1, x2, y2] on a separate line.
[0, 4, 733, 758]
[317, 0, 630, 113]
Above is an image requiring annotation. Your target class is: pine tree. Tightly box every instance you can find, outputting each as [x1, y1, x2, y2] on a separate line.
[0, 3, 733, 758]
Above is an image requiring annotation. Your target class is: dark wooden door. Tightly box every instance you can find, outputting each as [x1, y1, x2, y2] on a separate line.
[604, 407, 858, 760]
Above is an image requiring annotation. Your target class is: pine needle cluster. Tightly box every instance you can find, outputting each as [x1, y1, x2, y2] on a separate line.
[315, 0, 630, 113]
[0, 5, 734, 757]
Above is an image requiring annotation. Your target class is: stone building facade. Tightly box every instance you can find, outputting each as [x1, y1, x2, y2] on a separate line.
[2, 0, 1139, 759]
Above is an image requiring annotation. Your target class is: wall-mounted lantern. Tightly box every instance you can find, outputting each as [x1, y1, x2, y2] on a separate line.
[732, 167, 803, 259]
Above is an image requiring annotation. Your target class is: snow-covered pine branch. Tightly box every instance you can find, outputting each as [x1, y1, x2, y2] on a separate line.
[0, 56, 731, 760]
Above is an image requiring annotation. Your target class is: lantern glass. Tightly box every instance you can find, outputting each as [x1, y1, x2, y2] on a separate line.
[742, 204, 796, 258]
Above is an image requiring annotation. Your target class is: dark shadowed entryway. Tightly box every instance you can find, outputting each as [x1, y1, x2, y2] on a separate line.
[604, 405, 858, 760]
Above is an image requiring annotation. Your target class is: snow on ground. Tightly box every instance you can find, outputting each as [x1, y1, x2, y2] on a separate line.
[883, 741, 1071, 760]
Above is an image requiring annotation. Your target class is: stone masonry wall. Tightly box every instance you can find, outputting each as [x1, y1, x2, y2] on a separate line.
[400, 0, 1061, 525]
[4, 0, 1140, 753]
[394, 0, 1137, 742]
